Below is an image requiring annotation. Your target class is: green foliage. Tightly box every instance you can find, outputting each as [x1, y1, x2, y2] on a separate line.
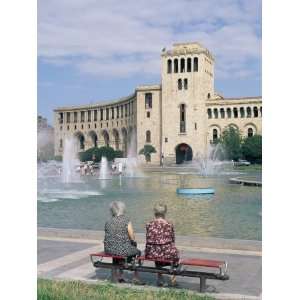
[114, 150, 124, 158]
[79, 146, 120, 162]
[241, 135, 262, 164]
[78, 147, 97, 162]
[98, 146, 117, 161]
[139, 144, 157, 162]
[37, 279, 215, 300]
[53, 155, 62, 162]
[219, 126, 242, 161]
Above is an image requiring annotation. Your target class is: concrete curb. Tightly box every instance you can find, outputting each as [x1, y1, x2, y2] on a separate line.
[38, 227, 261, 253]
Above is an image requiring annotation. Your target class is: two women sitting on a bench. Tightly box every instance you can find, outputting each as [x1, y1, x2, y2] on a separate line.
[104, 201, 179, 286]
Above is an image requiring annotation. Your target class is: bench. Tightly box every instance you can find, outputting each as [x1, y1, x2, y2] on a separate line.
[90, 252, 229, 292]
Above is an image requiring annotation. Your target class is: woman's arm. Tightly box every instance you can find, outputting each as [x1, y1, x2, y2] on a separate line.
[171, 224, 175, 243]
[128, 222, 135, 241]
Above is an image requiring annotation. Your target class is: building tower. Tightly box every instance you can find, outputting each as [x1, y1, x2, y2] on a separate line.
[161, 42, 215, 164]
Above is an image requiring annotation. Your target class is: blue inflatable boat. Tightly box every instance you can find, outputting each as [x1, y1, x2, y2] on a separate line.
[176, 188, 215, 195]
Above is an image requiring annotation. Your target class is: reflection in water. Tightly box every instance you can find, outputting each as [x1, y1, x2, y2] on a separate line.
[38, 172, 261, 240]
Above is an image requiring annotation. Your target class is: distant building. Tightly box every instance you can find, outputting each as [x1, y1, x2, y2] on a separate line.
[37, 115, 54, 160]
[54, 42, 262, 164]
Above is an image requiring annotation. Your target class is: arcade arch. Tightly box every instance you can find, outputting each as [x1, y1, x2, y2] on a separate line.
[175, 143, 193, 164]
[74, 131, 85, 151]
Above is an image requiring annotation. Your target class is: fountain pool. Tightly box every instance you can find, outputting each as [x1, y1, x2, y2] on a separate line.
[38, 166, 261, 240]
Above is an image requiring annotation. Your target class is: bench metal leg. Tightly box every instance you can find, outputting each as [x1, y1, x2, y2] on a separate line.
[111, 267, 119, 283]
[200, 276, 206, 292]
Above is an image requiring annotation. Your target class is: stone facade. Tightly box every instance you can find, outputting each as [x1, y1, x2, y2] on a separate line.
[54, 42, 262, 164]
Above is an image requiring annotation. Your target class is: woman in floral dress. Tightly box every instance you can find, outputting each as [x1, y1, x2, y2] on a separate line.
[145, 203, 179, 286]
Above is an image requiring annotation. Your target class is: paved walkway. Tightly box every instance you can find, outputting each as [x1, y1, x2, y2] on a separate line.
[38, 228, 261, 300]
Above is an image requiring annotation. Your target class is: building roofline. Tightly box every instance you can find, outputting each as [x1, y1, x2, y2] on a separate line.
[221, 96, 262, 100]
[206, 96, 262, 106]
[135, 84, 161, 91]
[54, 93, 136, 111]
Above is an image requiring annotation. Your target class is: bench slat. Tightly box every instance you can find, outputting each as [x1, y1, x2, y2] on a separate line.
[90, 252, 125, 259]
[90, 252, 225, 268]
[180, 258, 224, 268]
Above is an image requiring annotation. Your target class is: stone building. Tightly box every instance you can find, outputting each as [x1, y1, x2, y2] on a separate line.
[54, 42, 262, 164]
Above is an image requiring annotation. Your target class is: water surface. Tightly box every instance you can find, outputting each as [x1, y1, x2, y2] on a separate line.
[38, 168, 261, 240]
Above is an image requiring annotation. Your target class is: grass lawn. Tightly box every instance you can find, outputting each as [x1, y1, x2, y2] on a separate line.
[37, 279, 215, 300]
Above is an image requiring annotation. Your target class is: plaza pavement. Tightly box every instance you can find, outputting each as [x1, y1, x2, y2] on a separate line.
[38, 227, 261, 300]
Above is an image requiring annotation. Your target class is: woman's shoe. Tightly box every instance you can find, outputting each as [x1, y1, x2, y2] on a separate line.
[157, 280, 168, 287]
[169, 276, 178, 287]
[169, 280, 179, 288]
[132, 279, 146, 285]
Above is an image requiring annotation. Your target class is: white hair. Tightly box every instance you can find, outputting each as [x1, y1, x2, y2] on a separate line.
[110, 201, 126, 217]
[154, 203, 167, 218]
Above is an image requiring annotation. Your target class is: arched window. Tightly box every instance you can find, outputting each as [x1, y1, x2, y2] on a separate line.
[233, 107, 238, 118]
[184, 78, 188, 90]
[253, 107, 259, 118]
[220, 108, 225, 118]
[207, 93, 211, 99]
[178, 79, 182, 90]
[106, 108, 109, 120]
[240, 107, 245, 118]
[59, 112, 64, 124]
[174, 59, 178, 73]
[248, 128, 254, 137]
[227, 108, 232, 118]
[111, 107, 114, 119]
[59, 139, 63, 148]
[79, 135, 85, 150]
[193, 57, 198, 71]
[167, 59, 172, 73]
[246, 107, 252, 118]
[187, 58, 191, 72]
[213, 129, 218, 143]
[145, 93, 152, 109]
[180, 58, 185, 72]
[260, 107, 262, 116]
[207, 108, 212, 119]
[213, 108, 218, 119]
[146, 130, 151, 143]
[180, 104, 186, 133]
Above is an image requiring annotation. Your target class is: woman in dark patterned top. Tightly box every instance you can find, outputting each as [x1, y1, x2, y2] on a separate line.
[145, 203, 179, 286]
[104, 201, 143, 284]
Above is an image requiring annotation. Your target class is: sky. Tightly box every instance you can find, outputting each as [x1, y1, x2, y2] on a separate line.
[38, 0, 261, 124]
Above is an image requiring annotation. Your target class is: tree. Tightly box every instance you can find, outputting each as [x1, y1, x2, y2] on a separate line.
[139, 144, 157, 162]
[241, 135, 262, 164]
[78, 146, 119, 162]
[114, 150, 124, 158]
[79, 147, 101, 162]
[98, 146, 117, 161]
[219, 126, 242, 161]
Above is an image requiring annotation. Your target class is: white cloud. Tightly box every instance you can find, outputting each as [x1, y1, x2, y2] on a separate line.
[38, 0, 261, 79]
